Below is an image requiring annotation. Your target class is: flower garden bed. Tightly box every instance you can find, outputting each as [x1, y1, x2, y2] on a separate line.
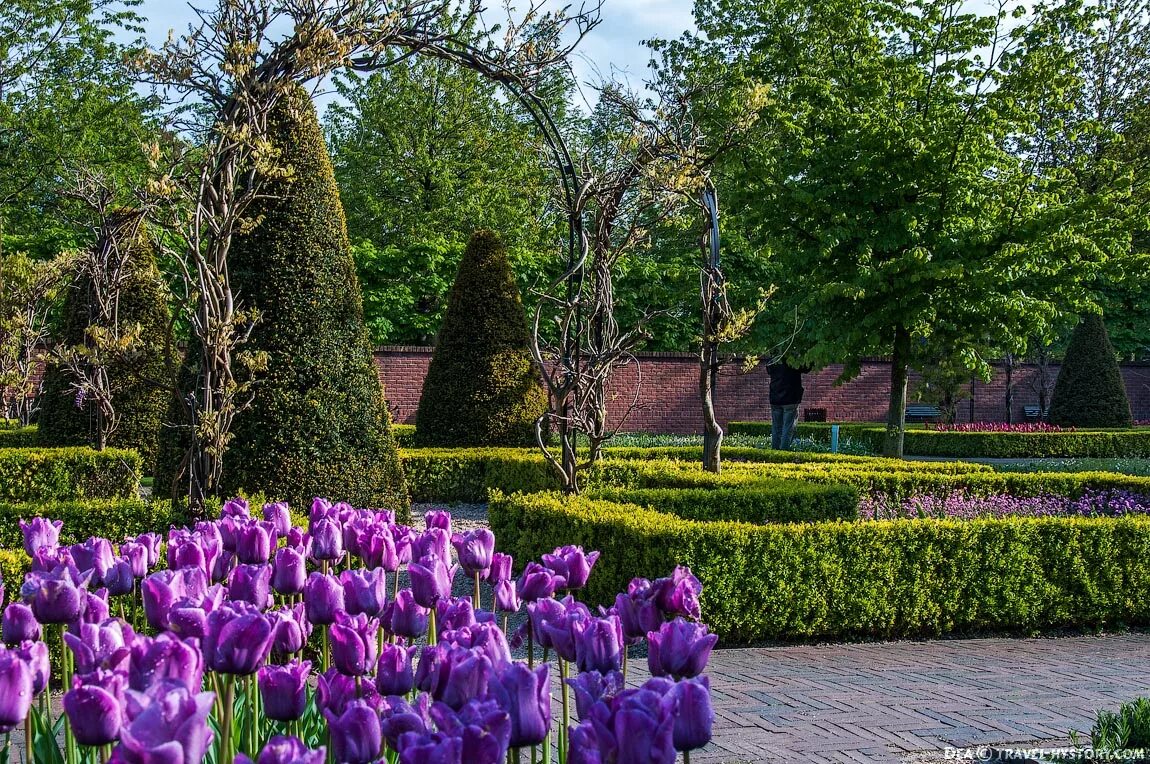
[0, 498, 717, 763]
[491, 491, 1150, 644]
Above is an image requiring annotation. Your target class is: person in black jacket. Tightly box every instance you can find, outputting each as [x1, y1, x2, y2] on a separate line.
[768, 359, 805, 450]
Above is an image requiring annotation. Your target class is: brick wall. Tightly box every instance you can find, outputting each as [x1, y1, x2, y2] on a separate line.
[374, 346, 1150, 433]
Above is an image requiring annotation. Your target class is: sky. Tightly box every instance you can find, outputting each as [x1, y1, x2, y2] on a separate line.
[129, 0, 699, 108]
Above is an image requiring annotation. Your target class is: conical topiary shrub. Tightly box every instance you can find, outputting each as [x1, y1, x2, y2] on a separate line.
[1048, 313, 1133, 428]
[414, 229, 548, 446]
[37, 216, 173, 472]
[220, 84, 408, 511]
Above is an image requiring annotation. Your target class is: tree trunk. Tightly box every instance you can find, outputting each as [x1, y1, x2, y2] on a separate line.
[1004, 354, 1014, 424]
[559, 418, 579, 494]
[883, 325, 911, 458]
[701, 346, 722, 473]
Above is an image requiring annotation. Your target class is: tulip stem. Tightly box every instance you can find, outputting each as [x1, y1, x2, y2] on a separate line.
[61, 625, 76, 764]
[622, 646, 628, 682]
[559, 659, 569, 764]
[684, 752, 691, 764]
[474, 571, 481, 610]
[322, 626, 331, 674]
[220, 677, 236, 764]
[428, 608, 437, 646]
[249, 673, 259, 755]
[24, 710, 32, 764]
[527, 622, 534, 669]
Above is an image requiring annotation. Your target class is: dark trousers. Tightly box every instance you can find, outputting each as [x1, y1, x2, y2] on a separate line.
[771, 404, 799, 450]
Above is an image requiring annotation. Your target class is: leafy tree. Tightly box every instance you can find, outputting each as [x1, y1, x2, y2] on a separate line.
[221, 84, 408, 510]
[1048, 313, 1133, 427]
[324, 60, 561, 345]
[696, 0, 1130, 456]
[37, 217, 173, 469]
[415, 229, 547, 447]
[0, 0, 158, 259]
[0, 250, 70, 423]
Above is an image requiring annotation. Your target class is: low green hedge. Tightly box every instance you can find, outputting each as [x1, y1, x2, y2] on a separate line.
[399, 448, 558, 503]
[0, 498, 181, 551]
[0, 549, 29, 604]
[0, 426, 39, 449]
[730, 421, 1150, 458]
[392, 424, 416, 448]
[589, 482, 859, 523]
[0, 447, 141, 502]
[600, 445, 991, 473]
[490, 491, 1150, 643]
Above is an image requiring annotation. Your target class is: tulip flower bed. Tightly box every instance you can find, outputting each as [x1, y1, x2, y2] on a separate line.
[729, 421, 1150, 458]
[0, 447, 142, 502]
[491, 491, 1150, 643]
[0, 497, 717, 764]
[859, 489, 1150, 520]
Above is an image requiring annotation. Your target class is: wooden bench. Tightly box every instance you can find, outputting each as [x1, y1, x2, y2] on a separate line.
[905, 405, 942, 422]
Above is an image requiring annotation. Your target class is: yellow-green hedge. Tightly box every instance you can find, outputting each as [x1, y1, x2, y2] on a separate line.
[730, 421, 1150, 458]
[490, 491, 1150, 644]
[0, 447, 141, 502]
[0, 498, 180, 551]
[0, 426, 38, 449]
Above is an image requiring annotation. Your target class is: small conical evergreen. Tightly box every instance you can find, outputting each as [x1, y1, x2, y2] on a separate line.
[37, 216, 173, 471]
[220, 84, 408, 510]
[414, 229, 547, 446]
[1048, 313, 1133, 428]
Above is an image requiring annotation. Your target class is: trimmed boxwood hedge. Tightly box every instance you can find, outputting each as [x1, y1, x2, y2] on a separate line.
[490, 491, 1150, 644]
[0, 447, 140, 502]
[730, 421, 1150, 458]
[0, 426, 38, 449]
[590, 484, 859, 523]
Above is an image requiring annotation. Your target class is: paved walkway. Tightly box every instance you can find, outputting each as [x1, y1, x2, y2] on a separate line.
[685, 633, 1150, 763]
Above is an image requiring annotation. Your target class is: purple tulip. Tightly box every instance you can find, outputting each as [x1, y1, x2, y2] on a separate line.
[358, 524, 399, 571]
[221, 496, 251, 518]
[259, 659, 311, 721]
[494, 580, 521, 614]
[71, 537, 115, 586]
[375, 642, 415, 696]
[238, 736, 326, 764]
[613, 591, 662, 643]
[128, 633, 204, 692]
[386, 589, 429, 639]
[28, 565, 90, 624]
[647, 618, 718, 679]
[20, 517, 63, 556]
[425, 509, 452, 533]
[396, 731, 463, 764]
[341, 568, 388, 617]
[229, 563, 272, 609]
[271, 604, 312, 658]
[76, 588, 110, 627]
[64, 672, 126, 746]
[203, 602, 274, 675]
[543, 545, 600, 590]
[567, 670, 624, 721]
[309, 497, 334, 522]
[309, 517, 344, 562]
[303, 572, 345, 626]
[391, 524, 415, 565]
[271, 547, 307, 596]
[490, 553, 513, 585]
[104, 558, 135, 597]
[568, 722, 604, 764]
[263, 503, 292, 537]
[667, 676, 713, 751]
[119, 541, 149, 578]
[329, 612, 378, 676]
[14, 640, 49, 696]
[490, 662, 550, 748]
[652, 567, 702, 620]
[441, 622, 512, 670]
[517, 562, 563, 603]
[436, 597, 476, 637]
[167, 529, 216, 578]
[0, 649, 34, 730]
[211, 550, 236, 584]
[410, 555, 456, 608]
[65, 618, 134, 674]
[539, 599, 590, 662]
[316, 668, 381, 718]
[380, 695, 430, 749]
[141, 568, 207, 631]
[428, 698, 511, 764]
[236, 522, 274, 564]
[526, 597, 567, 651]
[452, 529, 495, 578]
[324, 700, 382, 764]
[30, 545, 73, 573]
[113, 681, 215, 764]
[575, 615, 624, 675]
[2, 603, 40, 644]
[415, 644, 492, 711]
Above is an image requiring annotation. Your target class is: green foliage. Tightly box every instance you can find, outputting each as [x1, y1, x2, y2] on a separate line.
[590, 484, 859, 523]
[0, 426, 38, 448]
[490, 491, 1150, 643]
[221, 85, 408, 512]
[730, 422, 1150, 458]
[1049, 314, 1134, 428]
[0, 550, 29, 603]
[0, 447, 139, 501]
[0, 497, 180, 550]
[393, 424, 416, 447]
[0, 0, 159, 259]
[36, 221, 173, 471]
[400, 448, 559, 503]
[323, 60, 561, 346]
[414, 230, 547, 447]
[1079, 697, 1150, 754]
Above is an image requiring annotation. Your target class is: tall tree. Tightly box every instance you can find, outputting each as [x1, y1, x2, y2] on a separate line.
[324, 59, 561, 345]
[698, 0, 1130, 456]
